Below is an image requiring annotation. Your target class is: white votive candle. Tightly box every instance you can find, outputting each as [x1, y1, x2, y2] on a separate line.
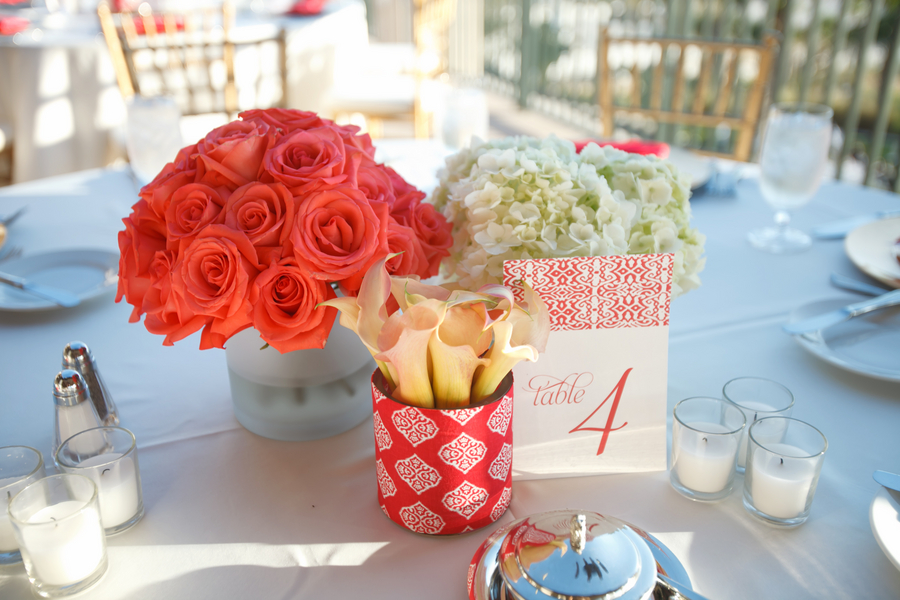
[750, 444, 815, 519]
[0, 476, 23, 551]
[675, 422, 738, 493]
[78, 453, 140, 528]
[21, 501, 105, 586]
[735, 401, 780, 468]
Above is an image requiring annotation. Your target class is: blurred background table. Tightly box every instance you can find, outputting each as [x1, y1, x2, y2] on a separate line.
[0, 141, 898, 598]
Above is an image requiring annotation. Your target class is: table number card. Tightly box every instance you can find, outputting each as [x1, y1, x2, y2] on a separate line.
[503, 254, 673, 480]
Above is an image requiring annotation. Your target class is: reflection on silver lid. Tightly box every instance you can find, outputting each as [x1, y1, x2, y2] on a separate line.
[53, 370, 89, 407]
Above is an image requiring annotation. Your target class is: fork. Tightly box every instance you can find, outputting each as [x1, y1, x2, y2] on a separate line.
[0, 207, 26, 227]
[0, 245, 22, 263]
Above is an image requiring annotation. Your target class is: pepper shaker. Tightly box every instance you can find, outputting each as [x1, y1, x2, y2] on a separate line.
[52, 370, 107, 459]
[62, 342, 119, 426]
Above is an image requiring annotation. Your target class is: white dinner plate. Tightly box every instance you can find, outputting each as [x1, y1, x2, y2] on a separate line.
[870, 487, 900, 572]
[787, 298, 900, 382]
[845, 217, 900, 289]
[0, 249, 119, 312]
[667, 146, 714, 190]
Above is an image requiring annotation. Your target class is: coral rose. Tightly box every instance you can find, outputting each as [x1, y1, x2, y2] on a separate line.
[356, 164, 397, 206]
[142, 250, 209, 346]
[249, 258, 338, 353]
[172, 225, 261, 349]
[196, 120, 274, 191]
[263, 126, 361, 192]
[117, 199, 167, 322]
[393, 202, 453, 277]
[290, 186, 389, 290]
[165, 183, 225, 248]
[239, 108, 326, 134]
[220, 182, 295, 265]
[385, 217, 428, 278]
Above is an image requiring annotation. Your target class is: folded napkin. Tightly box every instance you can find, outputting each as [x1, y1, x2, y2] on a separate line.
[288, 0, 327, 16]
[573, 139, 670, 159]
[0, 16, 29, 36]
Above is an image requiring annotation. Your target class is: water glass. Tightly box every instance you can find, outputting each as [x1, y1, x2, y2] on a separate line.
[9, 474, 107, 598]
[126, 95, 184, 186]
[723, 377, 794, 472]
[438, 87, 489, 149]
[671, 397, 746, 502]
[743, 417, 827, 527]
[56, 427, 144, 535]
[748, 102, 833, 254]
[0, 446, 45, 565]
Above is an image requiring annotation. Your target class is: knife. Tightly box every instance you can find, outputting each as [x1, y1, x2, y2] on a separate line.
[0, 271, 81, 307]
[874, 470, 900, 494]
[782, 289, 900, 335]
[811, 209, 900, 240]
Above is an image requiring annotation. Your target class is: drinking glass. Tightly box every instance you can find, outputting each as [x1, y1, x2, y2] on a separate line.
[748, 102, 833, 254]
[125, 96, 184, 187]
[743, 417, 827, 527]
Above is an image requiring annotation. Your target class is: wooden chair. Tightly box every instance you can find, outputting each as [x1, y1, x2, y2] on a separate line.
[598, 29, 779, 161]
[98, 1, 287, 120]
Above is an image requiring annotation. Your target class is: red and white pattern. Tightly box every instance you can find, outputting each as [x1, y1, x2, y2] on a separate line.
[373, 384, 388, 403]
[391, 406, 439, 447]
[503, 254, 674, 331]
[399, 502, 446, 534]
[490, 487, 512, 522]
[486, 396, 512, 436]
[372, 371, 514, 535]
[373, 413, 392, 451]
[488, 443, 512, 481]
[467, 563, 476, 594]
[376, 459, 397, 498]
[438, 433, 487, 474]
[395, 454, 442, 494]
[444, 406, 483, 425]
[442, 480, 489, 519]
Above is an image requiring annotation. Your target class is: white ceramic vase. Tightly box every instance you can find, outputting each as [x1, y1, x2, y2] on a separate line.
[225, 325, 374, 441]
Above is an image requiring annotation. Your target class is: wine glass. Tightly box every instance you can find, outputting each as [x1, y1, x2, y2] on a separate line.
[748, 102, 833, 254]
[125, 96, 184, 187]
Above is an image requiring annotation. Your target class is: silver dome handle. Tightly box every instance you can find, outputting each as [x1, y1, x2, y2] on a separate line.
[569, 514, 587, 554]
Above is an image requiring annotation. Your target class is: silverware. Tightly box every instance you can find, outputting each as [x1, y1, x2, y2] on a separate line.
[0, 207, 26, 227]
[0, 245, 22, 263]
[783, 289, 900, 335]
[0, 271, 80, 307]
[811, 209, 900, 240]
[830, 273, 891, 296]
[874, 470, 900, 494]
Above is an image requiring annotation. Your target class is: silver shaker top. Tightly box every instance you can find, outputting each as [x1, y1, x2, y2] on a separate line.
[53, 370, 89, 407]
[62, 341, 119, 426]
[62, 341, 92, 367]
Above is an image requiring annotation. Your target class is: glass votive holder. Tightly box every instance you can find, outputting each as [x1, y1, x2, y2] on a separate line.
[0, 446, 45, 565]
[743, 417, 827, 527]
[670, 397, 746, 502]
[56, 427, 144, 536]
[723, 377, 794, 472]
[8, 474, 108, 598]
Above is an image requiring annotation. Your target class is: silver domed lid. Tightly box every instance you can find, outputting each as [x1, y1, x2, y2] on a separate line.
[53, 370, 89, 407]
[61, 341, 92, 368]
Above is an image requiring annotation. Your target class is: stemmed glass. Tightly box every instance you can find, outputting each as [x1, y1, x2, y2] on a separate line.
[748, 102, 833, 254]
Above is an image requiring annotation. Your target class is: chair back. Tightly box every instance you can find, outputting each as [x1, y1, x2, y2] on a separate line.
[98, 1, 286, 117]
[412, 0, 456, 138]
[598, 29, 779, 161]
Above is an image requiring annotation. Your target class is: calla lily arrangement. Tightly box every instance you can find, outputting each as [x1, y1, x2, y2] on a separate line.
[320, 256, 550, 409]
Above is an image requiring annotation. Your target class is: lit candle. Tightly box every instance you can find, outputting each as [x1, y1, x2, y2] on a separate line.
[77, 453, 140, 529]
[749, 444, 815, 519]
[674, 422, 739, 494]
[20, 501, 105, 586]
[735, 401, 785, 468]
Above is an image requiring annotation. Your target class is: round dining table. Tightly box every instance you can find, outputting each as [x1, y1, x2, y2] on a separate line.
[0, 140, 898, 599]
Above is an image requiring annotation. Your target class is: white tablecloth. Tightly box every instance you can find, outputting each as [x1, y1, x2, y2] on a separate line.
[0, 143, 899, 599]
[0, 0, 368, 184]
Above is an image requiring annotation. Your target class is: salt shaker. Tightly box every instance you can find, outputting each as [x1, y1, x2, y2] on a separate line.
[62, 342, 119, 426]
[52, 370, 107, 459]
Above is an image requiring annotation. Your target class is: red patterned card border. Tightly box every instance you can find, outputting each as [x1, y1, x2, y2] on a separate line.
[502, 254, 673, 331]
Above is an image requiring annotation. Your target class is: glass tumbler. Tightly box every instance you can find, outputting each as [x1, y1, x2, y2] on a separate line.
[0, 446, 45, 565]
[56, 427, 144, 535]
[125, 95, 184, 186]
[671, 397, 746, 502]
[743, 417, 828, 527]
[723, 377, 794, 472]
[9, 474, 108, 598]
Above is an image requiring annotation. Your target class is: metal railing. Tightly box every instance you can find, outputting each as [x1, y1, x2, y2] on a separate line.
[483, 0, 900, 191]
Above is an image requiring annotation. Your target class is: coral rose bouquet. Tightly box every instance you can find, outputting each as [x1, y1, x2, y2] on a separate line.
[431, 136, 706, 297]
[116, 108, 453, 352]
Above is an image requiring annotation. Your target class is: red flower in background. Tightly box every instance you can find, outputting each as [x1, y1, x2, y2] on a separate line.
[116, 108, 452, 353]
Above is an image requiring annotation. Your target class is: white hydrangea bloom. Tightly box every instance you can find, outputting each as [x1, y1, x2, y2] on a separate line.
[430, 136, 705, 296]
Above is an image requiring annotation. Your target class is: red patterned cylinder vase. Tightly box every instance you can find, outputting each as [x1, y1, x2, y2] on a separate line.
[371, 370, 514, 535]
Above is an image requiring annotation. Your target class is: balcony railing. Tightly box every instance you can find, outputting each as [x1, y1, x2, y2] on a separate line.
[483, 0, 900, 190]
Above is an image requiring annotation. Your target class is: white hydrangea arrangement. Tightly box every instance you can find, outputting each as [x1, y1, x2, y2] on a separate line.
[430, 135, 706, 297]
